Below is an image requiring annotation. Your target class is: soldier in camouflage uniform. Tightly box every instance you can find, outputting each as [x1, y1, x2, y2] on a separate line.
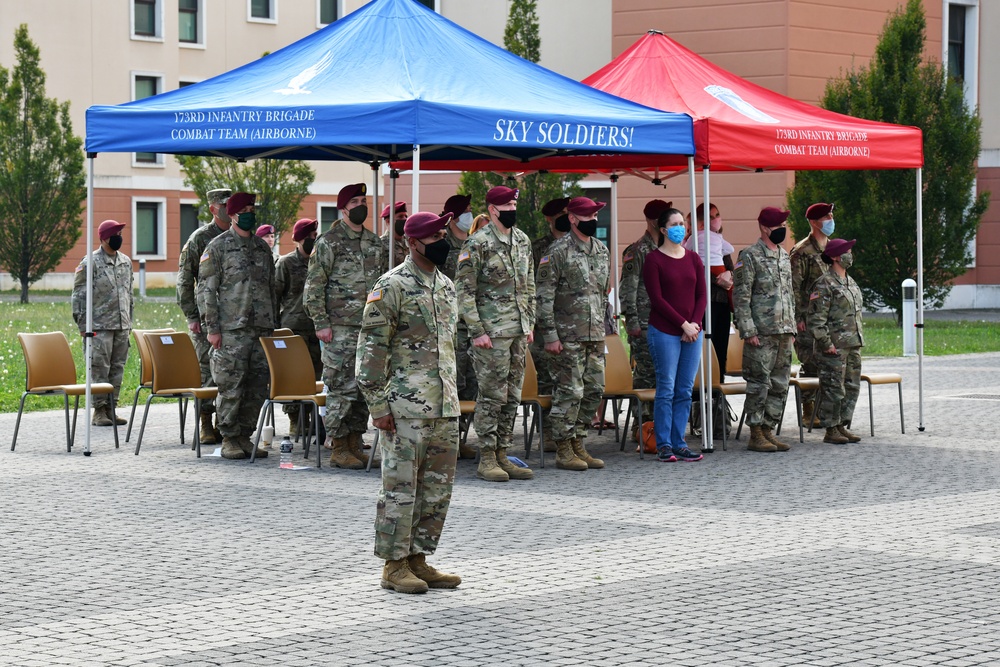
[357, 211, 462, 595]
[536, 197, 610, 471]
[790, 202, 835, 427]
[274, 218, 321, 437]
[806, 238, 864, 445]
[456, 186, 536, 482]
[380, 201, 409, 270]
[176, 187, 231, 443]
[72, 219, 133, 427]
[197, 193, 276, 460]
[732, 207, 797, 453]
[620, 199, 672, 437]
[303, 183, 386, 469]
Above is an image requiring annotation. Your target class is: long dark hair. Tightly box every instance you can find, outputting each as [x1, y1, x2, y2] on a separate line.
[656, 207, 684, 247]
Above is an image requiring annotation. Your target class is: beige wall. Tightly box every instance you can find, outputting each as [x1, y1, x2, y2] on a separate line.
[980, 0, 1000, 151]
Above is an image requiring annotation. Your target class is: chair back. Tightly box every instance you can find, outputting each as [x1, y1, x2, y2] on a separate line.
[522, 350, 539, 399]
[260, 335, 319, 399]
[692, 339, 720, 391]
[144, 332, 202, 393]
[603, 333, 634, 394]
[18, 332, 76, 390]
[272, 328, 294, 337]
[132, 328, 174, 386]
[726, 332, 744, 377]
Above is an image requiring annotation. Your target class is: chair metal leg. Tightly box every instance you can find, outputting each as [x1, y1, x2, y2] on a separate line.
[721, 395, 729, 452]
[178, 398, 186, 446]
[126, 386, 142, 442]
[11, 392, 28, 451]
[898, 382, 905, 434]
[367, 429, 379, 472]
[250, 400, 270, 463]
[134, 395, 156, 455]
[735, 404, 748, 441]
[807, 391, 823, 435]
[194, 398, 202, 458]
[536, 406, 546, 468]
[794, 385, 804, 443]
[64, 394, 73, 452]
[110, 402, 120, 449]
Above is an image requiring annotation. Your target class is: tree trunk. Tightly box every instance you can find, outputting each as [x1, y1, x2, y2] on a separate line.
[20, 277, 29, 304]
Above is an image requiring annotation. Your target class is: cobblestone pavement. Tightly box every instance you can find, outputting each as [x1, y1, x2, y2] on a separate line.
[1, 352, 999, 666]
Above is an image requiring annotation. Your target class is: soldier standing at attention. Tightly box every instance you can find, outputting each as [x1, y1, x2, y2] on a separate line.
[535, 197, 611, 471]
[620, 199, 672, 439]
[789, 202, 835, 427]
[197, 192, 276, 460]
[357, 211, 462, 595]
[806, 238, 864, 445]
[456, 186, 536, 483]
[72, 219, 133, 427]
[175, 187, 231, 444]
[531, 197, 570, 271]
[303, 183, 385, 469]
[732, 207, 796, 453]
[380, 201, 409, 270]
[274, 218, 321, 438]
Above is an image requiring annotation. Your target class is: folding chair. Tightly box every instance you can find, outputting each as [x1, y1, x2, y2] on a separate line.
[602, 334, 655, 458]
[520, 351, 552, 467]
[11, 332, 120, 452]
[134, 332, 218, 456]
[127, 328, 174, 442]
[692, 341, 747, 451]
[860, 372, 904, 436]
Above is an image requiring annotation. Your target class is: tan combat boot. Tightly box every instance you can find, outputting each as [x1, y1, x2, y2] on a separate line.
[407, 554, 462, 589]
[91, 406, 113, 427]
[110, 406, 127, 425]
[238, 435, 268, 458]
[221, 436, 247, 459]
[824, 427, 849, 444]
[199, 413, 217, 444]
[476, 449, 510, 482]
[458, 441, 478, 459]
[762, 428, 791, 452]
[572, 438, 605, 469]
[350, 433, 377, 468]
[836, 425, 861, 443]
[288, 414, 299, 438]
[542, 429, 557, 452]
[555, 440, 588, 471]
[801, 401, 819, 428]
[380, 558, 429, 594]
[747, 426, 777, 452]
[496, 448, 534, 480]
[329, 437, 365, 469]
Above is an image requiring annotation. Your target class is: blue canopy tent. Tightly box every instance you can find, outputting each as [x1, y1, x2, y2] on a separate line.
[78, 0, 695, 454]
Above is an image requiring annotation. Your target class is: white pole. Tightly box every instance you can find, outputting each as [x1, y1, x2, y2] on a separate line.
[371, 162, 380, 238]
[687, 157, 708, 453]
[916, 167, 924, 430]
[412, 144, 420, 212]
[84, 155, 95, 456]
[389, 170, 397, 267]
[610, 173, 620, 317]
[702, 166, 714, 451]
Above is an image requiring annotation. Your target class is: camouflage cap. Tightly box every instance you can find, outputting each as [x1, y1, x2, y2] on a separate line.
[206, 188, 231, 205]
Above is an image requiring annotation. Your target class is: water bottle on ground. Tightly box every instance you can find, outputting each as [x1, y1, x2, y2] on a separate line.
[279, 436, 294, 469]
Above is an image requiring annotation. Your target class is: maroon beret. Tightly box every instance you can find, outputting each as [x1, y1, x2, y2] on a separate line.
[255, 224, 275, 237]
[337, 183, 367, 210]
[643, 199, 672, 221]
[806, 202, 834, 220]
[757, 207, 790, 228]
[541, 197, 569, 217]
[292, 218, 317, 241]
[98, 219, 125, 241]
[567, 197, 606, 217]
[823, 238, 856, 258]
[404, 211, 453, 240]
[226, 192, 256, 216]
[381, 201, 408, 219]
[442, 194, 472, 218]
[486, 186, 518, 206]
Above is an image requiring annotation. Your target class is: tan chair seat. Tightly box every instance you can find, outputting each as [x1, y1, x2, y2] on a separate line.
[33, 382, 115, 396]
[861, 372, 902, 384]
[153, 387, 218, 400]
[719, 381, 747, 396]
[273, 393, 325, 405]
[632, 388, 656, 402]
[316, 381, 325, 393]
[460, 400, 477, 414]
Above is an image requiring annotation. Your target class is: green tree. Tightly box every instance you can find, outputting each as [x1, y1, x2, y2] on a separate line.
[176, 156, 315, 237]
[460, 0, 582, 240]
[788, 0, 988, 319]
[0, 25, 86, 303]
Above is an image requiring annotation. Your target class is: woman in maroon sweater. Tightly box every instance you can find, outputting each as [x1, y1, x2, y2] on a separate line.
[641, 208, 707, 462]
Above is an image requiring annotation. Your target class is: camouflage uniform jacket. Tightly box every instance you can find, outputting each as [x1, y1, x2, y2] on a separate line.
[380, 230, 408, 270]
[620, 232, 658, 332]
[176, 222, 227, 325]
[732, 239, 795, 339]
[807, 271, 864, 351]
[274, 248, 314, 332]
[303, 222, 384, 330]
[72, 249, 133, 332]
[455, 222, 536, 339]
[440, 224, 468, 282]
[531, 232, 558, 272]
[197, 228, 278, 334]
[535, 233, 610, 343]
[790, 234, 830, 327]
[356, 256, 460, 420]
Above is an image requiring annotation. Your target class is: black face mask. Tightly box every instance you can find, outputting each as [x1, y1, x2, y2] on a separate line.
[821, 253, 834, 265]
[107, 235, 123, 251]
[394, 218, 406, 237]
[497, 209, 517, 229]
[577, 218, 598, 237]
[768, 227, 787, 245]
[554, 214, 571, 233]
[301, 237, 315, 255]
[419, 238, 450, 267]
[348, 205, 368, 225]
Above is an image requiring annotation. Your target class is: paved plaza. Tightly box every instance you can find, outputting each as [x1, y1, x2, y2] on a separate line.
[2, 351, 1000, 666]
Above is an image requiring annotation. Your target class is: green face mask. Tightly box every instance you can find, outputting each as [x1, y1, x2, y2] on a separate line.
[235, 211, 256, 231]
[839, 252, 854, 270]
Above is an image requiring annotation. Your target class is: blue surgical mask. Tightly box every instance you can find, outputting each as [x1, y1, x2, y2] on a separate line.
[821, 218, 835, 236]
[456, 212, 474, 232]
[666, 226, 686, 244]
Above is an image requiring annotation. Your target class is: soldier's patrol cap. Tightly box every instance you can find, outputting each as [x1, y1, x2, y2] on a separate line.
[255, 224, 275, 237]
[757, 207, 790, 228]
[226, 192, 256, 216]
[822, 238, 856, 259]
[337, 183, 367, 210]
[98, 219, 126, 240]
[643, 199, 672, 221]
[567, 197, 606, 217]
[486, 186, 518, 206]
[380, 201, 408, 219]
[806, 202, 834, 220]
[442, 194, 472, 218]
[292, 218, 318, 241]
[404, 211, 453, 240]
[207, 188, 231, 205]
[541, 197, 569, 217]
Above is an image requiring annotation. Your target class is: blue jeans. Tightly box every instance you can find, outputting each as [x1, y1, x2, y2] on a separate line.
[647, 325, 702, 452]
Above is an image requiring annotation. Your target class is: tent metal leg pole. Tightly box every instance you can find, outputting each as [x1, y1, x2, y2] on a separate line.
[701, 166, 712, 452]
[412, 144, 420, 213]
[388, 169, 397, 266]
[610, 173, 620, 320]
[916, 167, 924, 431]
[84, 154, 95, 456]
[371, 161, 380, 240]
[686, 158, 708, 451]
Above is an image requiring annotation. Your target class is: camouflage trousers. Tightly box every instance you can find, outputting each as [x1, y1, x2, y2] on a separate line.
[189, 325, 216, 415]
[531, 329, 553, 395]
[210, 327, 271, 438]
[91, 329, 130, 409]
[284, 329, 322, 418]
[321, 325, 369, 438]
[816, 346, 862, 428]
[374, 417, 459, 561]
[471, 335, 527, 452]
[547, 340, 605, 442]
[456, 324, 478, 402]
[629, 330, 655, 420]
[742, 333, 793, 429]
[793, 329, 819, 405]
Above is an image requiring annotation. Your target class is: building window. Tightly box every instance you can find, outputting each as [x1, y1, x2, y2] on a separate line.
[133, 0, 160, 37]
[180, 203, 200, 247]
[179, 0, 200, 44]
[249, 0, 276, 22]
[948, 4, 967, 81]
[944, 1, 978, 112]
[179, 80, 197, 88]
[133, 199, 167, 258]
[133, 74, 163, 165]
[415, 0, 437, 11]
[318, 0, 339, 25]
[583, 186, 611, 245]
[318, 204, 338, 233]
